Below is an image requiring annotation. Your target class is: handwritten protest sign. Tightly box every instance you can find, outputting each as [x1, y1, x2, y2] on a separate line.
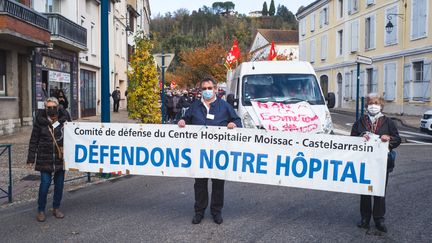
[64, 122, 389, 196]
[251, 101, 321, 133]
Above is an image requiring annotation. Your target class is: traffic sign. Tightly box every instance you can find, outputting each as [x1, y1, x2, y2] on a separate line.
[356, 55, 373, 65]
[153, 53, 175, 69]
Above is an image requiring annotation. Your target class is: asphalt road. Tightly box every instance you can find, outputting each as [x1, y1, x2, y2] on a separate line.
[0, 144, 431, 242]
[331, 112, 432, 144]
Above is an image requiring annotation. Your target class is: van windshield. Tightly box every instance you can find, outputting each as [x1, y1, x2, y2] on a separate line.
[242, 74, 325, 106]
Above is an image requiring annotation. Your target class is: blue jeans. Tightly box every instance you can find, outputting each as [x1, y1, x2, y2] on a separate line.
[38, 170, 65, 212]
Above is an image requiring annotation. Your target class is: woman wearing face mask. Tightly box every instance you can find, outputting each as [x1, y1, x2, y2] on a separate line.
[350, 93, 401, 233]
[27, 97, 68, 222]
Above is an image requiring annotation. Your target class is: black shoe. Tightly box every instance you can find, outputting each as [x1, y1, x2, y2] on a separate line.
[192, 214, 203, 224]
[375, 221, 387, 233]
[357, 218, 370, 229]
[212, 213, 223, 224]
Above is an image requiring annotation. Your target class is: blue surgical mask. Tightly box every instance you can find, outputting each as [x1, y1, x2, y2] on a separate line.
[202, 90, 214, 100]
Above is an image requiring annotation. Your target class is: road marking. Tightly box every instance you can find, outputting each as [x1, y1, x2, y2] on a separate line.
[333, 129, 350, 136]
[405, 139, 432, 145]
[399, 130, 431, 138]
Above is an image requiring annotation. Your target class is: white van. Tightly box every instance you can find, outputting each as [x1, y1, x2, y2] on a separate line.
[226, 61, 336, 133]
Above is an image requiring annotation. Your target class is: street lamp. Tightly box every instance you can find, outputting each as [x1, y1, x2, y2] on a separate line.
[385, 13, 404, 33]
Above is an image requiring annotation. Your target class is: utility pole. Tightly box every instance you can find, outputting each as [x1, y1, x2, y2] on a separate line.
[355, 55, 373, 121]
[101, 0, 110, 123]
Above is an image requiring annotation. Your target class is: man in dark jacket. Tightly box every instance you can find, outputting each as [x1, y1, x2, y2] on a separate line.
[351, 93, 401, 233]
[178, 77, 242, 225]
[111, 87, 121, 112]
[27, 97, 69, 222]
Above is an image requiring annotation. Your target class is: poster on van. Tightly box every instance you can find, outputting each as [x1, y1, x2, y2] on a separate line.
[251, 101, 321, 133]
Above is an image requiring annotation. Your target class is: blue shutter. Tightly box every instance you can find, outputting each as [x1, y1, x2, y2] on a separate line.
[404, 64, 411, 100]
[423, 61, 431, 100]
[384, 63, 396, 101]
[351, 21, 359, 52]
[344, 72, 350, 100]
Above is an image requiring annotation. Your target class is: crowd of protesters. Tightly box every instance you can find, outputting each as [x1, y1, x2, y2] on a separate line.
[163, 87, 226, 123]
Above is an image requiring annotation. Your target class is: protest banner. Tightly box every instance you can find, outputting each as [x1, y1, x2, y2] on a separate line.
[251, 101, 321, 133]
[64, 122, 389, 196]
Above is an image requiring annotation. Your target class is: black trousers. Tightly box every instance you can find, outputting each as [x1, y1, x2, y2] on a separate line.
[113, 100, 120, 112]
[360, 172, 389, 223]
[194, 178, 225, 215]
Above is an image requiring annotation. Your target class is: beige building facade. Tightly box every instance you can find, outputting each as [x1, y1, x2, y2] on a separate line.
[297, 0, 431, 115]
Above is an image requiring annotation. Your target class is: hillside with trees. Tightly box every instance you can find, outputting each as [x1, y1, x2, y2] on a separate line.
[150, 1, 297, 87]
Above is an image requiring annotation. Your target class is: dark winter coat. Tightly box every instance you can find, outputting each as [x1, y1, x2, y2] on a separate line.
[27, 109, 68, 172]
[350, 115, 401, 172]
[183, 98, 242, 127]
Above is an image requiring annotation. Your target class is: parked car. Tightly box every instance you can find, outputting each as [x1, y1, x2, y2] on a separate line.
[420, 110, 432, 135]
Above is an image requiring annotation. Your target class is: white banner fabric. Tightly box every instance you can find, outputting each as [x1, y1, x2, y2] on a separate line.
[251, 101, 321, 133]
[64, 122, 389, 196]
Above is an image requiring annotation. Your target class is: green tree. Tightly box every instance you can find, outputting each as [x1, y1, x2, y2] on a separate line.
[127, 35, 161, 123]
[212, 1, 235, 14]
[269, 0, 275, 16]
[262, 1, 268, 16]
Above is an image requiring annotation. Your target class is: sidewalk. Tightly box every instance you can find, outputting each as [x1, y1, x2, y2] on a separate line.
[0, 110, 136, 206]
[332, 108, 420, 129]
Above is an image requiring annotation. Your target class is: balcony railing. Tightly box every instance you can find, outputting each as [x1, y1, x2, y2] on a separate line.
[44, 13, 87, 48]
[0, 0, 48, 30]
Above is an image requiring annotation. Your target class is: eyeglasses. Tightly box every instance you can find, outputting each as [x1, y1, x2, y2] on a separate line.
[201, 87, 213, 90]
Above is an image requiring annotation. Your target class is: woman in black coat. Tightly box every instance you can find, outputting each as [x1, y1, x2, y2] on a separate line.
[27, 97, 69, 222]
[351, 93, 401, 233]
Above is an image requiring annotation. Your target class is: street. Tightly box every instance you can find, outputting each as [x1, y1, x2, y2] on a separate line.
[0, 119, 431, 242]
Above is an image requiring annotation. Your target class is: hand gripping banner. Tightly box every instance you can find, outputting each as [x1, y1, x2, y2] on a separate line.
[64, 122, 389, 196]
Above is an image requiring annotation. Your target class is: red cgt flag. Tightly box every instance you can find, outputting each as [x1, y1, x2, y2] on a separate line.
[268, 41, 277, 61]
[224, 39, 241, 69]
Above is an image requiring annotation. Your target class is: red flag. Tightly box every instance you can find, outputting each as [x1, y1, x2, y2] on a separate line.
[225, 39, 241, 69]
[268, 41, 277, 61]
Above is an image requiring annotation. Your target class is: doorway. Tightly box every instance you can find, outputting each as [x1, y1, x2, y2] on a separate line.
[337, 73, 343, 108]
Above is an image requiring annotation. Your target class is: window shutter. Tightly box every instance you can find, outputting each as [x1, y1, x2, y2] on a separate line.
[320, 10, 324, 27]
[310, 14, 315, 32]
[370, 15, 376, 48]
[419, 0, 427, 37]
[384, 63, 396, 101]
[344, 72, 351, 100]
[411, 0, 419, 39]
[351, 70, 357, 100]
[372, 69, 378, 93]
[350, 21, 359, 52]
[423, 61, 431, 100]
[404, 64, 411, 100]
[310, 39, 315, 63]
[348, 0, 352, 14]
[385, 7, 398, 45]
[321, 35, 327, 60]
[360, 70, 365, 98]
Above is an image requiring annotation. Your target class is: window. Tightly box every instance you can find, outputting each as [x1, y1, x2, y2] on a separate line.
[300, 18, 306, 36]
[350, 20, 359, 52]
[404, 61, 431, 101]
[299, 42, 306, 61]
[0, 50, 6, 96]
[310, 14, 315, 32]
[411, 0, 428, 40]
[366, 68, 377, 94]
[365, 16, 376, 50]
[45, 0, 60, 13]
[321, 35, 327, 60]
[129, 12, 135, 32]
[366, 0, 375, 7]
[385, 6, 398, 46]
[310, 39, 315, 63]
[320, 7, 329, 27]
[337, 30, 343, 56]
[338, 0, 344, 19]
[348, 0, 359, 15]
[384, 63, 396, 100]
[90, 24, 95, 55]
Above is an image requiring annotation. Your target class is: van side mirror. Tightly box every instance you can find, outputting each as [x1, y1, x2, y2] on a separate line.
[227, 94, 239, 109]
[326, 92, 336, 109]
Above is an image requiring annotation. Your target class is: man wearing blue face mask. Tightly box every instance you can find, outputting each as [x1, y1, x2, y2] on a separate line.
[178, 77, 242, 225]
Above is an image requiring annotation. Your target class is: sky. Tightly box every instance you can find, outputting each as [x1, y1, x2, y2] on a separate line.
[149, 0, 315, 18]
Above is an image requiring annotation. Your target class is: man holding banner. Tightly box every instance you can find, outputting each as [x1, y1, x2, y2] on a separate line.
[178, 77, 242, 225]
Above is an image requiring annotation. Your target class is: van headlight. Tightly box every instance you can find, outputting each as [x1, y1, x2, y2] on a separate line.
[322, 110, 333, 134]
[243, 112, 256, 128]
